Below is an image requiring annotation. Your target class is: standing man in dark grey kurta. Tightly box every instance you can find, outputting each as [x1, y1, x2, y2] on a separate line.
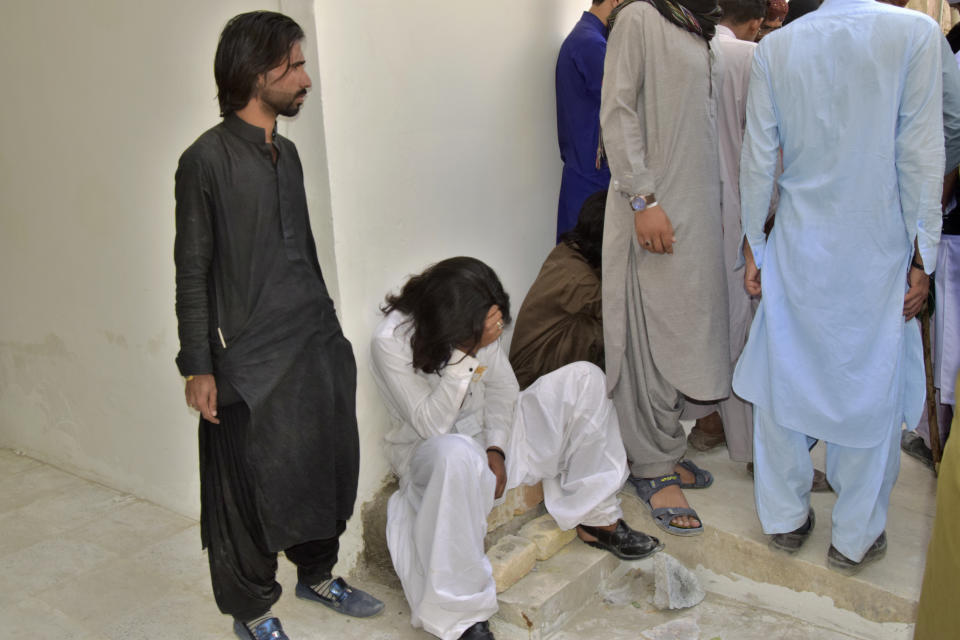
[174, 12, 382, 640]
[600, 0, 730, 536]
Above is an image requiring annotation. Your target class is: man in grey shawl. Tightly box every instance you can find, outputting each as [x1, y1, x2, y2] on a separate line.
[600, 0, 729, 536]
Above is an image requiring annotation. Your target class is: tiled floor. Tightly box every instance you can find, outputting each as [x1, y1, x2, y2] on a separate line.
[0, 444, 932, 639]
[0, 449, 425, 639]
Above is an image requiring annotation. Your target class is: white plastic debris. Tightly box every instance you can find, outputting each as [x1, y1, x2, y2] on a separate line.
[652, 553, 705, 610]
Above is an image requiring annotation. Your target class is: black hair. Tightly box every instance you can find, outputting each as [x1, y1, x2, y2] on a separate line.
[214, 11, 305, 117]
[948, 22, 960, 55]
[382, 257, 511, 374]
[719, 0, 768, 24]
[783, 0, 820, 25]
[559, 190, 607, 270]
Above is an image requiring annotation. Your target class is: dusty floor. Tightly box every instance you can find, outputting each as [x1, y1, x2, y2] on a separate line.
[0, 444, 931, 639]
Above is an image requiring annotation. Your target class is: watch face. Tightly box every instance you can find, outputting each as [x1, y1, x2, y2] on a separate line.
[631, 196, 646, 211]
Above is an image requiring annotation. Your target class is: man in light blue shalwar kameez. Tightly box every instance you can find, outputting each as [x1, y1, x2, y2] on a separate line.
[734, 0, 944, 572]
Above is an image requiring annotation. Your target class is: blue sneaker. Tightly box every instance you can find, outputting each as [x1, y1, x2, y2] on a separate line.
[233, 617, 289, 640]
[295, 577, 385, 618]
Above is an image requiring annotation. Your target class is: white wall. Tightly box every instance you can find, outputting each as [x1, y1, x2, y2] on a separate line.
[0, 0, 285, 516]
[310, 0, 584, 567]
[0, 0, 586, 573]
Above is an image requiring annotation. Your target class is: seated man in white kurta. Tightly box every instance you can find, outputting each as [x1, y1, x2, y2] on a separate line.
[370, 257, 661, 640]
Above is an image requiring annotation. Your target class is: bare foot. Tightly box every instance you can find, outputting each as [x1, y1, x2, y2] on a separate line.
[649, 478, 699, 530]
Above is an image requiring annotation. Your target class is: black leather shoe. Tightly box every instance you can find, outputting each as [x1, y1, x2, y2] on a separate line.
[827, 531, 887, 575]
[578, 519, 664, 560]
[769, 508, 815, 553]
[459, 620, 495, 639]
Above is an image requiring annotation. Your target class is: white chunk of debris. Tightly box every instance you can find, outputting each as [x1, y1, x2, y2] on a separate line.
[652, 553, 705, 610]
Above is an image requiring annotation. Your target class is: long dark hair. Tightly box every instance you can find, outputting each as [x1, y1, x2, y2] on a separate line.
[559, 190, 607, 270]
[382, 257, 511, 374]
[214, 11, 305, 117]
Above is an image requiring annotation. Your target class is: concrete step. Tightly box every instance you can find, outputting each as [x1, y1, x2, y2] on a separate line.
[489, 442, 930, 640]
[500, 571, 912, 640]
[661, 441, 937, 626]
[490, 521, 912, 640]
[363, 439, 933, 638]
[622, 510, 917, 624]
[488, 511, 626, 637]
[495, 539, 626, 638]
[487, 513, 576, 593]
[486, 482, 545, 533]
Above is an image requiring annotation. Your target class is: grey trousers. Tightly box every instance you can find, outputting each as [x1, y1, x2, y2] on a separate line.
[611, 242, 687, 478]
[688, 385, 754, 463]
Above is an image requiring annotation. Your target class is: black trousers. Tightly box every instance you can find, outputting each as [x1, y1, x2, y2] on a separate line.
[200, 402, 345, 622]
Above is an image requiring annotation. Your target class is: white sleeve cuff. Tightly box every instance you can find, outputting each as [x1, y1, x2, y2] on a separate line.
[445, 348, 480, 378]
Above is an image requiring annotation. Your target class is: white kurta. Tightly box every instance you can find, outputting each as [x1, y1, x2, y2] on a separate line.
[733, 0, 944, 449]
[370, 311, 628, 640]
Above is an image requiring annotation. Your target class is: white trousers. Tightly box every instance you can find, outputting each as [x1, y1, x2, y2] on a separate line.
[386, 363, 628, 640]
[753, 406, 901, 562]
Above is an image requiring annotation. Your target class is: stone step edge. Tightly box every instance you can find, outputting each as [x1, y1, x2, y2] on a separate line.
[486, 483, 545, 532]
[494, 538, 628, 637]
[657, 524, 916, 624]
[487, 513, 578, 592]
[490, 528, 915, 640]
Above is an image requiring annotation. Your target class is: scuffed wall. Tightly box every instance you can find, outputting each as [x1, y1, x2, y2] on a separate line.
[309, 0, 584, 571]
[0, 0, 585, 576]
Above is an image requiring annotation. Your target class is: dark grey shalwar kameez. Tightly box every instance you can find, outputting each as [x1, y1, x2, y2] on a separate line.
[174, 114, 360, 621]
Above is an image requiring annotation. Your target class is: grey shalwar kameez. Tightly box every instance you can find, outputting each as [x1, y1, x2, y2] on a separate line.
[600, 1, 730, 477]
[699, 25, 759, 463]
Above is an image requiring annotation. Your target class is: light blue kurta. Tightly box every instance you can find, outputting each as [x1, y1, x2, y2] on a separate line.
[733, 0, 944, 448]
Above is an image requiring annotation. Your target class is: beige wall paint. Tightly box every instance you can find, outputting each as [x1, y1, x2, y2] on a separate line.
[0, 0, 285, 516]
[310, 0, 584, 568]
[0, 0, 586, 573]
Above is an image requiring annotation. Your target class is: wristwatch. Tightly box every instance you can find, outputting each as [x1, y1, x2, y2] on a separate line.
[625, 192, 657, 212]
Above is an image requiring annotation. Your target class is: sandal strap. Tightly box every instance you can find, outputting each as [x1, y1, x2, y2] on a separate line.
[630, 473, 682, 501]
[650, 505, 699, 521]
[678, 458, 706, 479]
